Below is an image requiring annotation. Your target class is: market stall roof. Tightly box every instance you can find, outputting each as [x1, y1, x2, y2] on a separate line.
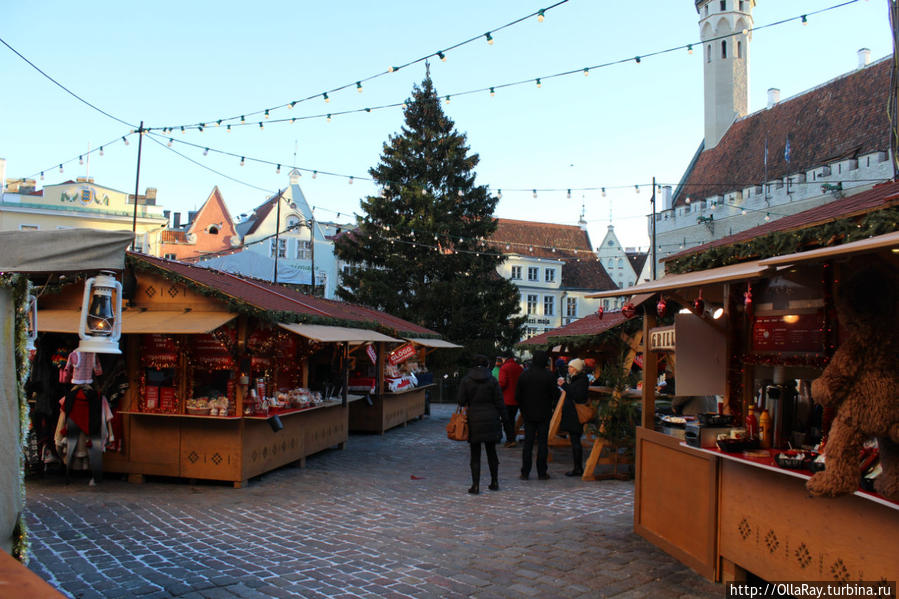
[519, 310, 634, 347]
[758, 230, 899, 267]
[278, 323, 402, 343]
[405, 337, 463, 349]
[37, 309, 236, 334]
[0, 229, 133, 273]
[586, 260, 773, 298]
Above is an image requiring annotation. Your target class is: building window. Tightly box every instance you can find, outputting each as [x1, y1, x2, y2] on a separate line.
[737, 40, 742, 59]
[271, 238, 286, 258]
[526, 327, 538, 338]
[164, 253, 176, 260]
[566, 297, 577, 318]
[287, 216, 300, 230]
[296, 240, 312, 259]
[720, 0, 726, 10]
[544, 268, 555, 283]
[543, 296, 554, 316]
[739, 0, 745, 10]
[603, 299, 609, 310]
[527, 294, 538, 314]
[18, 224, 39, 230]
[607, 240, 614, 247]
[706, 44, 712, 63]
[617, 257, 623, 269]
[511, 266, 522, 280]
[527, 267, 538, 281]
[721, 40, 727, 59]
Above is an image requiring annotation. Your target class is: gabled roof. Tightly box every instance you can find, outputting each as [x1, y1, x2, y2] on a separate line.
[561, 259, 618, 290]
[519, 310, 633, 347]
[665, 179, 899, 262]
[129, 253, 439, 337]
[626, 251, 648, 274]
[187, 186, 238, 239]
[673, 58, 890, 207]
[243, 195, 278, 236]
[489, 218, 593, 260]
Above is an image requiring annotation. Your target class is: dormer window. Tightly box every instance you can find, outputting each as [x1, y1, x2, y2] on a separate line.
[206, 225, 219, 235]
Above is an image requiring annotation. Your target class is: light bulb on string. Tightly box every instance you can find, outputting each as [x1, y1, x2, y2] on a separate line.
[356, 81, 363, 93]
[497, 189, 502, 199]
[167, 138, 173, 147]
[203, 148, 209, 156]
[99, 146, 103, 156]
[264, 109, 270, 119]
[566, 189, 571, 199]
[59, 164, 63, 173]
[457, 190, 463, 197]
[485, 32, 493, 45]
[122, 136, 129, 146]
[276, 164, 281, 174]
[180, 126, 185, 134]
[635, 56, 641, 63]
[764, 213, 771, 221]
[536, 78, 541, 88]
[635, 185, 640, 193]
[312, 171, 317, 179]
[687, 44, 693, 54]
[537, 9, 545, 22]
[240, 157, 245, 166]
[40, 171, 44, 180]
[583, 68, 589, 76]
[79, 155, 84, 165]
[601, 187, 606, 197]
[216, 119, 222, 126]
[532, 190, 537, 198]
[445, 95, 451, 104]
[801, 14, 807, 25]
[240, 115, 245, 123]
[289, 102, 296, 109]
[259, 122, 264, 130]
[323, 93, 329, 103]
[326, 114, 332, 122]
[198, 124, 204, 132]
[437, 51, 446, 62]
[489, 87, 495, 97]
[349, 176, 354, 185]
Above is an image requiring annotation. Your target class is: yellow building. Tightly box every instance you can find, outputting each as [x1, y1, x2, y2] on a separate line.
[0, 160, 168, 253]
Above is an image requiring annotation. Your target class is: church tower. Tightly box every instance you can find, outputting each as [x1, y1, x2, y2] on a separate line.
[696, 0, 754, 149]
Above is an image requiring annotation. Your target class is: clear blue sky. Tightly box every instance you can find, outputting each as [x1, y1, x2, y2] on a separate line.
[1, 0, 891, 251]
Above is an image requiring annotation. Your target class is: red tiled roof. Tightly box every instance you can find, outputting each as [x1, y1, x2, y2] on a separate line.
[561, 259, 618, 290]
[130, 253, 439, 336]
[665, 180, 899, 261]
[489, 218, 593, 260]
[673, 59, 890, 207]
[519, 310, 633, 346]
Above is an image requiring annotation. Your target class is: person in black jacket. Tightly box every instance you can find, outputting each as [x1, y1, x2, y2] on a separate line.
[515, 350, 560, 480]
[457, 354, 508, 494]
[558, 358, 590, 477]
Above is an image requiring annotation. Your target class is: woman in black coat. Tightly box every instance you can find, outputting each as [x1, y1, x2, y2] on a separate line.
[457, 354, 508, 494]
[558, 358, 590, 476]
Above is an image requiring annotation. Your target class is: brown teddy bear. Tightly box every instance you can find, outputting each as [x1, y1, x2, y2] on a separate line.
[807, 258, 899, 501]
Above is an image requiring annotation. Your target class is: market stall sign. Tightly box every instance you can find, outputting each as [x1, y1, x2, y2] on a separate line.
[191, 334, 235, 369]
[141, 334, 178, 368]
[649, 326, 675, 352]
[366, 344, 377, 365]
[751, 313, 825, 353]
[388, 342, 416, 366]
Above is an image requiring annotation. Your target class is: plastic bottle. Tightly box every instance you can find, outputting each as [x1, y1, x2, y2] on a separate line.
[758, 408, 771, 449]
[745, 405, 759, 439]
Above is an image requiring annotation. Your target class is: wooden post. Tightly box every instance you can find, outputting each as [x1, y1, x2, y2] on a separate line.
[641, 311, 658, 429]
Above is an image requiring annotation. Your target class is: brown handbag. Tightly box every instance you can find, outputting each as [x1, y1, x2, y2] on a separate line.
[575, 402, 596, 425]
[447, 406, 468, 441]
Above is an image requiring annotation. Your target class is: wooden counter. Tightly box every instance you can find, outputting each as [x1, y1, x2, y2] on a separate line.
[106, 401, 348, 487]
[348, 385, 431, 434]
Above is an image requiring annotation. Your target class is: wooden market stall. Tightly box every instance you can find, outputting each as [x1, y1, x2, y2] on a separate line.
[348, 337, 460, 434]
[35, 253, 447, 487]
[589, 231, 899, 583]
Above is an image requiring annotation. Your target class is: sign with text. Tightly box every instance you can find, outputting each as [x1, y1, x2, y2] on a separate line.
[388, 342, 416, 366]
[191, 334, 234, 369]
[751, 313, 825, 353]
[141, 334, 178, 368]
[366, 344, 377, 365]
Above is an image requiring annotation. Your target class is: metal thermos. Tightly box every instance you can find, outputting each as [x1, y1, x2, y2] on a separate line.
[765, 384, 796, 448]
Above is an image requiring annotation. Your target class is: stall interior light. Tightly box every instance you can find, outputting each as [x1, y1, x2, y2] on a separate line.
[712, 307, 725, 320]
[782, 314, 800, 324]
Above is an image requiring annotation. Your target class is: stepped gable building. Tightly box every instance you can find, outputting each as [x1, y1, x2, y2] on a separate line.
[158, 186, 239, 261]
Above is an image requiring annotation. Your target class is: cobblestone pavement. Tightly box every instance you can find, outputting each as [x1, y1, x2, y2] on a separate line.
[25, 403, 723, 599]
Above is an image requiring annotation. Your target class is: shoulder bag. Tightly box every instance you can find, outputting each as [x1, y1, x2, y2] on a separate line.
[446, 406, 468, 441]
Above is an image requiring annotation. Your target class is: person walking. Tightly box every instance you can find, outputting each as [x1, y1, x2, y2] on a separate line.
[558, 358, 590, 477]
[491, 356, 503, 380]
[457, 354, 508, 494]
[515, 350, 559, 480]
[498, 353, 523, 447]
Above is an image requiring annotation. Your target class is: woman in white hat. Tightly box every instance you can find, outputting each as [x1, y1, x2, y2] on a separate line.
[557, 358, 589, 476]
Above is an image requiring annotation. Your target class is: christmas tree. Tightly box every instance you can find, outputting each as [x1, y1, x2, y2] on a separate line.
[334, 73, 524, 357]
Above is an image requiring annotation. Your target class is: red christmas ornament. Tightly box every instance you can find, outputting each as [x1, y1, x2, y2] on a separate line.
[692, 289, 705, 314]
[622, 302, 636, 318]
[656, 296, 668, 318]
[596, 306, 604, 320]
[743, 283, 753, 315]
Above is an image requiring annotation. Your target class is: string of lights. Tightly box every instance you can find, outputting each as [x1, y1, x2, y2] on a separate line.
[26, 133, 135, 182]
[145, 1, 569, 133]
[143, 0, 862, 135]
[0, 36, 137, 130]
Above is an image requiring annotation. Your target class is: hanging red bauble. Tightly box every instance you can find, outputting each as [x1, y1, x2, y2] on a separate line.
[622, 303, 636, 318]
[692, 289, 705, 314]
[744, 284, 753, 315]
[656, 296, 668, 318]
[596, 306, 604, 320]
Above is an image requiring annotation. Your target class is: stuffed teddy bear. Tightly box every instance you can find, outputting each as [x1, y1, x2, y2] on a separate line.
[806, 258, 899, 501]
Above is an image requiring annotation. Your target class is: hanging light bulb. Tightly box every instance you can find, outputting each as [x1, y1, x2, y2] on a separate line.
[40, 171, 44, 180]
[742, 28, 749, 35]
[326, 114, 332, 122]
[601, 187, 606, 197]
[122, 136, 129, 146]
[323, 92, 330, 103]
[240, 157, 245, 166]
[801, 14, 807, 25]
[349, 176, 354, 185]
[457, 190, 463, 197]
[566, 189, 571, 199]
[312, 170, 317, 179]
[167, 138, 173, 147]
[240, 115, 245, 123]
[635, 184, 640, 193]
[583, 68, 589, 77]
[437, 51, 446, 62]
[402, 102, 408, 109]
[532, 189, 537, 198]
[259, 121, 264, 130]
[59, 164, 63, 173]
[356, 81, 363, 93]
[99, 146, 104, 156]
[227, 125, 231, 132]
[264, 109, 270, 119]
[79, 155, 84, 165]
[180, 126, 185, 134]
[216, 119, 222, 126]
[276, 164, 281, 174]
[485, 32, 494, 45]
[497, 189, 502, 199]
[741, 209, 747, 215]
[203, 147, 209, 156]
[198, 124, 204, 132]
[445, 95, 451, 104]
[489, 87, 495, 97]
[537, 9, 545, 22]
[536, 78, 541, 88]
[687, 44, 693, 54]
[685, 197, 691, 204]
[289, 102, 296, 109]
[635, 56, 641, 63]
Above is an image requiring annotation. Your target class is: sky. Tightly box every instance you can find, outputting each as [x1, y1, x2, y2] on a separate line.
[1, 0, 892, 252]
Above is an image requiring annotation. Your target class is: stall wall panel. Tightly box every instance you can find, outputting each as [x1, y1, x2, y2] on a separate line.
[348, 397, 383, 433]
[719, 460, 899, 582]
[112, 416, 182, 476]
[383, 389, 426, 431]
[179, 419, 242, 481]
[242, 417, 304, 481]
[675, 313, 726, 396]
[634, 428, 718, 580]
[303, 405, 347, 456]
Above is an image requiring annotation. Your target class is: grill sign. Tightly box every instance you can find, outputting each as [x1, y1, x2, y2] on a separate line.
[649, 326, 676, 351]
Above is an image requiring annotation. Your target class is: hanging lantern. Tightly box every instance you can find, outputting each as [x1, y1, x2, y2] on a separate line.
[622, 303, 636, 318]
[77, 271, 123, 354]
[596, 306, 604, 320]
[744, 283, 753, 315]
[692, 289, 705, 315]
[25, 294, 38, 352]
[656, 295, 668, 318]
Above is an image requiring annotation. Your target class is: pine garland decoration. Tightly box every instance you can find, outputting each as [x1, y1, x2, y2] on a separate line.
[666, 206, 899, 274]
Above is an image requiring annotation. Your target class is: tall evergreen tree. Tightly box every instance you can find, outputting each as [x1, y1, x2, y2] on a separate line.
[334, 74, 524, 356]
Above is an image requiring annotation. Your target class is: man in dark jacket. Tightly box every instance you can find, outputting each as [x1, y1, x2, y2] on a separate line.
[514, 350, 560, 480]
[457, 355, 508, 494]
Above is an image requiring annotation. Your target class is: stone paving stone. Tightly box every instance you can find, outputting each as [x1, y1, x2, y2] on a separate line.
[25, 403, 723, 598]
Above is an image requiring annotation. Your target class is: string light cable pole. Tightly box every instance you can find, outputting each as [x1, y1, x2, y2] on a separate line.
[650, 176, 657, 280]
[130, 121, 144, 252]
[272, 188, 286, 285]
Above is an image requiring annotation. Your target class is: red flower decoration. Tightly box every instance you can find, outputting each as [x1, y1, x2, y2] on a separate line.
[596, 306, 604, 320]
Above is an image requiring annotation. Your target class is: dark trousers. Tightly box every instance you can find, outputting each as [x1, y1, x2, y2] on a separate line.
[469, 441, 499, 485]
[503, 405, 519, 442]
[569, 432, 584, 473]
[521, 419, 550, 477]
